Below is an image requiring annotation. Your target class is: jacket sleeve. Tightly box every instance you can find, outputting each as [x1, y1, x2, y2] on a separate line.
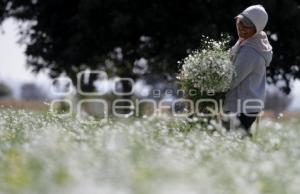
[229, 47, 257, 90]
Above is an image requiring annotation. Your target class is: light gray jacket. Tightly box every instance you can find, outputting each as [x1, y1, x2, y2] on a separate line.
[223, 31, 273, 113]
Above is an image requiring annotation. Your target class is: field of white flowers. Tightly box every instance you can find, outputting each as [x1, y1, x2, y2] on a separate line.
[0, 109, 300, 194]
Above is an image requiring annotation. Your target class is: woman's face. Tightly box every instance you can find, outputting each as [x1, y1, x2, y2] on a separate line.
[236, 18, 256, 39]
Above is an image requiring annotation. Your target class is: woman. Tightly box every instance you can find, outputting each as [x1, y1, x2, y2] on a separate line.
[223, 5, 273, 136]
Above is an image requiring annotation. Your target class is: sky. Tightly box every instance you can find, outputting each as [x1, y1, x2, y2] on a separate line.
[1, 18, 300, 110]
[0, 18, 52, 98]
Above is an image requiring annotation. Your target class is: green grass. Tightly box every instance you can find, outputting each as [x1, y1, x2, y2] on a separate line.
[0, 109, 300, 194]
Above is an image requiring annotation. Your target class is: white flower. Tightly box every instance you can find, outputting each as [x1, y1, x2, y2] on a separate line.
[179, 37, 233, 94]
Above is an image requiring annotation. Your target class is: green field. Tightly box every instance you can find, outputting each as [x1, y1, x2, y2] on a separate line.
[0, 109, 299, 194]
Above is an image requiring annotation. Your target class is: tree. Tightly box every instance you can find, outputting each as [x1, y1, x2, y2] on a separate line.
[0, 82, 11, 98]
[0, 0, 299, 94]
[20, 83, 47, 100]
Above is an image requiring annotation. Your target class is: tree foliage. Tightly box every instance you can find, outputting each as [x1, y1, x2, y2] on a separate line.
[0, 82, 11, 98]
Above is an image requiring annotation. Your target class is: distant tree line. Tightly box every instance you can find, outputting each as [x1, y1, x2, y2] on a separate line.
[0, 0, 300, 94]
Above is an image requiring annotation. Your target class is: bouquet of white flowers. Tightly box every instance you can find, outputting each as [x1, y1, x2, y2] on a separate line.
[178, 37, 234, 112]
